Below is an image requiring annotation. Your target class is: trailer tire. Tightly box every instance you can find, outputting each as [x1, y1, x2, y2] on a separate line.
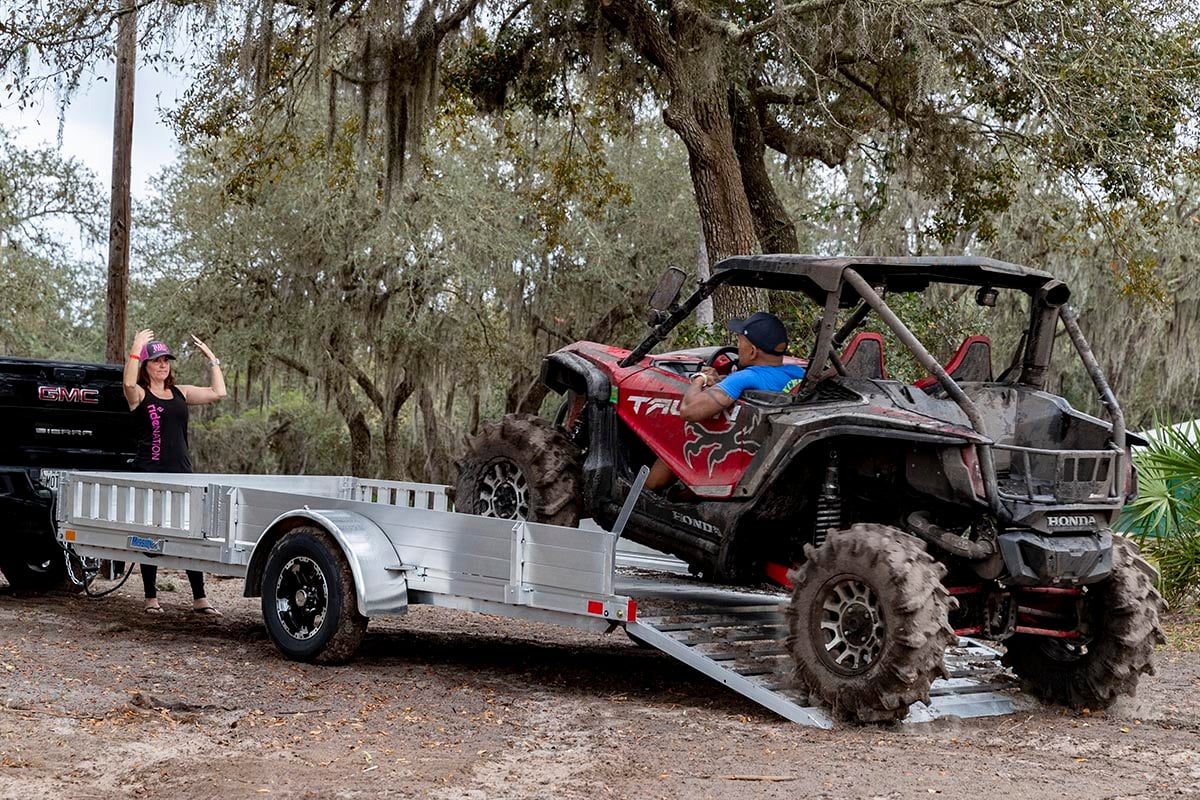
[454, 413, 582, 527]
[786, 525, 956, 723]
[1002, 537, 1166, 709]
[261, 526, 367, 664]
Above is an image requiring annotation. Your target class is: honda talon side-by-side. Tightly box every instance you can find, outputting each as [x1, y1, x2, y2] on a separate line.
[455, 255, 1165, 723]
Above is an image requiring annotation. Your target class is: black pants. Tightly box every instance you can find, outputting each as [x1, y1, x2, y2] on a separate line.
[140, 564, 206, 600]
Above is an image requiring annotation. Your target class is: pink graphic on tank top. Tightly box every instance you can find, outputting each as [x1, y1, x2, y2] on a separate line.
[148, 403, 164, 461]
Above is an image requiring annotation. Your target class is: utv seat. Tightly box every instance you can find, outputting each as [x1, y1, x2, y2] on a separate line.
[914, 335, 993, 390]
[840, 332, 886, 379]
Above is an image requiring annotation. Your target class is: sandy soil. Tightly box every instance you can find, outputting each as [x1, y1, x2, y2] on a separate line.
[1, 570, 1198, 800]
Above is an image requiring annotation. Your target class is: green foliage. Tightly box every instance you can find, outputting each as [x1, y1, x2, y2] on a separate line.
[442, 28, 564, 116]
[1144, 531, 1200, 609]
[0, 130, 106, 359]
[1123, 419, 1200, 606]
[190, 390, 351, 475]
[1123, 421, 1200, 538]
[668, 321, 725, 349]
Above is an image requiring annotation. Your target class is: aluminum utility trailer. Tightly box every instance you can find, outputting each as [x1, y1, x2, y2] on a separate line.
[50, 469, 1021, 728]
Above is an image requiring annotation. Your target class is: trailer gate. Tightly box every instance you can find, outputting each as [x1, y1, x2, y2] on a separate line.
[50, 470, 1023, 728]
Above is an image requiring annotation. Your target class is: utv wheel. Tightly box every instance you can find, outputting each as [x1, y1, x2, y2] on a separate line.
[786, 525, 957, 723]
[261, 526, 367, 664]
[1002, 537, 1166, 709]
[454, 413, 583, 526]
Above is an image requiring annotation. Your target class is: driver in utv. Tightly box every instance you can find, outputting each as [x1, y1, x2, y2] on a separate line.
[645, 311, 806, 490]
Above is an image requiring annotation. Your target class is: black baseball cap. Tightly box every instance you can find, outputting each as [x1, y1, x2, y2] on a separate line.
[727, 312, 788, 355]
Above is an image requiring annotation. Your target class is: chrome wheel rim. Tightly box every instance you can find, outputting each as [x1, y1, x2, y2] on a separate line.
[478, 460, 529, 519]
[814, 577, 885, 675]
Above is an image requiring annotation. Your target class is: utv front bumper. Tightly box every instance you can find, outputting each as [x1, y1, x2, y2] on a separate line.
[997, 529, 1113, 586]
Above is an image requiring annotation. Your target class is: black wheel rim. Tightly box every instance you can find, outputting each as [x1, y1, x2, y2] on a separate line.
[478, 460, 529, 519]
[274, 556, 330, 641]
[812, 576, 885, 676]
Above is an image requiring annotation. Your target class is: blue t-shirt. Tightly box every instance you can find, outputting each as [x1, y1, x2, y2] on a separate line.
[713, 364, 807, 401]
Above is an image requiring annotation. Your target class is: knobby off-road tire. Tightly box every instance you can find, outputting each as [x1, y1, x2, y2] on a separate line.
[786, 525, 957, 724]
[1002, 537, 1166, 709]
[454, 413, 583, 527]
[261, 526, 367, 665]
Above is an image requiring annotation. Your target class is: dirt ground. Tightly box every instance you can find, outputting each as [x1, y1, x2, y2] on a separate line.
[1, 570, 1198, 800]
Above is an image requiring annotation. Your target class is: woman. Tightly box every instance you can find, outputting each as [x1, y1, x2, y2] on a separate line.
[122, 328, 228, 615]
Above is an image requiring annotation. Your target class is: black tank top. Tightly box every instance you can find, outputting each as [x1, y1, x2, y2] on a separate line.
[131, 386, 193, 473]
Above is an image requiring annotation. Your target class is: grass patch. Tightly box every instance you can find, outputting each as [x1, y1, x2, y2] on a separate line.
[1161, 608, 1200, 652]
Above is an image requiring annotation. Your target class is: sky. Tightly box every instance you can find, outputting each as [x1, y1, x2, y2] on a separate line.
[1, 59, 189, 259]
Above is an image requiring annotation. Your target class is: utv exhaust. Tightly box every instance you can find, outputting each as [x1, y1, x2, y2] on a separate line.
[906, 511, 996, 561]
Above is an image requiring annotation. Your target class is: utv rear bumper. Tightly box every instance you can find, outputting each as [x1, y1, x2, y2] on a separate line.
[998, 529, 1113, 586]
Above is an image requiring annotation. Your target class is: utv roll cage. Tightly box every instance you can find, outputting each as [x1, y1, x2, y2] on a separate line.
[622, 255, 1127, 520]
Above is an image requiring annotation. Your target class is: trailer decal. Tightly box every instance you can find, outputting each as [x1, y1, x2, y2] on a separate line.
[128, 535, 165, 554]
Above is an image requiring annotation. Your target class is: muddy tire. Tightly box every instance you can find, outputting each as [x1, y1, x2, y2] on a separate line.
[1002, 537, 1166, 709]
[786, 524, 957, 723]
[454, 413, 583, 526]
[261, 526, 367, 664]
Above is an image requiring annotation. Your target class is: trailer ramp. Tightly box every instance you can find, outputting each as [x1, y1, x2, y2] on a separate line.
[619, 575, 1020, 728]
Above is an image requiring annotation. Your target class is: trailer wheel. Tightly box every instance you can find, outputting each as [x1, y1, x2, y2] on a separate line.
[786, 525, 956, 723]
[1002, 537, 1166, 709]
[454, 413, 583, 526]
[261, 526, 367, 664]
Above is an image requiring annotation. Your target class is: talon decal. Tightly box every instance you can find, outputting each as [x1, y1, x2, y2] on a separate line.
[683, 417, 761, 477]
[628, 395, 682, 416]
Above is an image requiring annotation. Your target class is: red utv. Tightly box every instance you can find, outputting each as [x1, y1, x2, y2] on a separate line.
[456, 255, 1164, 722]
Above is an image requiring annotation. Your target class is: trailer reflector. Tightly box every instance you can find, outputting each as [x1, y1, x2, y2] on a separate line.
[64, 529, 76, 541]
[587, 600, 603, 615]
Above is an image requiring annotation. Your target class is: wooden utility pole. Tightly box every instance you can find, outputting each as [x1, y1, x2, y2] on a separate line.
[105, 2, 136, 364]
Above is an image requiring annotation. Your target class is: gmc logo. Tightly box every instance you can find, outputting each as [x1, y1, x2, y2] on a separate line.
[38, 386, 100, 404]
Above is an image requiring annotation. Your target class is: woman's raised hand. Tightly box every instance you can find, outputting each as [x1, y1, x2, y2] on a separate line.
[190, 334, 215, 360]
[131, 329, 155, 351]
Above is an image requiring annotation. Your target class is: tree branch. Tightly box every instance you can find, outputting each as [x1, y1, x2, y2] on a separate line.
[598, 0, 678, 77]
[736, 0, 848, 43]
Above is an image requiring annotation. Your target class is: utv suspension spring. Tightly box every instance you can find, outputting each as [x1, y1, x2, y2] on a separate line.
[814, 454, 841, 547]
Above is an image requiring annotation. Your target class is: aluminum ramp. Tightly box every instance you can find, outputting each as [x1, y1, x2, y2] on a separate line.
[619, 575, 1020, 728]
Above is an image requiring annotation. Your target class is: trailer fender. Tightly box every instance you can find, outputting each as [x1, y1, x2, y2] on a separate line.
[245, 509, 408, 617]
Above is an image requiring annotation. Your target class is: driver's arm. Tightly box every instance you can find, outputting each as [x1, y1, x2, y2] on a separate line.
[680, 371, 734, 421]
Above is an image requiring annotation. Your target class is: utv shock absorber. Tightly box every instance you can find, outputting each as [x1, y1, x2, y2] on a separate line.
[814, 453, 841, 547]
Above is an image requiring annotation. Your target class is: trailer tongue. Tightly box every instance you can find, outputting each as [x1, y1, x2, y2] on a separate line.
[50, 467, 1019, 727]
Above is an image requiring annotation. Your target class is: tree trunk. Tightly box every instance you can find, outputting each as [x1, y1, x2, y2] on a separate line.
[730, 85, 798, 255]
[334, 378, 372, 476]
[658, 42, 761, 323]
[104, 2, 135, 364]
[418, 385, 444, 484]
[381, 380, 415, 479]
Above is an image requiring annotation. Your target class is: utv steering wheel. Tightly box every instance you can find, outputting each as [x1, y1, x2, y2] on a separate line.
[704, 346, 740, 369]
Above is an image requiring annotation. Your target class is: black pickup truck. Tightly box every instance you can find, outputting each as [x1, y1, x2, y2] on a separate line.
[0, 356, 135, 590]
